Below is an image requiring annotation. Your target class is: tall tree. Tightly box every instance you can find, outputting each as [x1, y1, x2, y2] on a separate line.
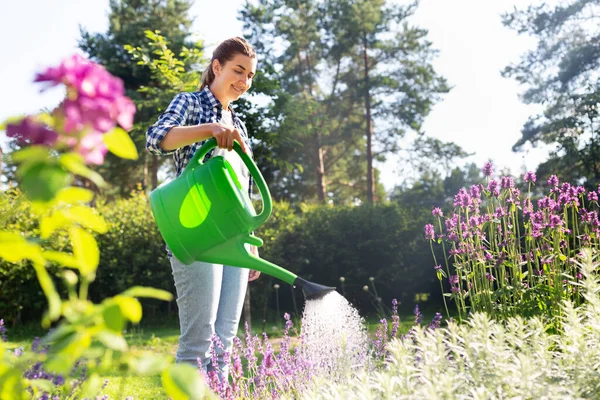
[503, 1, 600, 188]
[241, 0, 449, 205]
[241, 0, 380, 205]
[78, 0, 196, 195]
[333, 0, 450, 203]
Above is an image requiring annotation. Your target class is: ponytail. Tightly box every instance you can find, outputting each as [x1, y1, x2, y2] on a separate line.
[200, 63, 216, 90]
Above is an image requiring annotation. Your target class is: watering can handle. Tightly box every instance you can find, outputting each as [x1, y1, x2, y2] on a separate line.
[185, 138, 273, 227]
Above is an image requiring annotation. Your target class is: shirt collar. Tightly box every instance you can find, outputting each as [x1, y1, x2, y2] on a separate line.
[201, 86, 235, 114]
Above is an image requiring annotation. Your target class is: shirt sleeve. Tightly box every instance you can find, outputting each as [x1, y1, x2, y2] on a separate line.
[146, 93, 192, 156]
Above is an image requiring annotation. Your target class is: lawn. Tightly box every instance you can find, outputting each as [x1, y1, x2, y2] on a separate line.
[4, 311, 431, 399]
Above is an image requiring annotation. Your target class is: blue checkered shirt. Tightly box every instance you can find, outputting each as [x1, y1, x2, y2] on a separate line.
[146, 87, 255, 257]
[146, 86, 253, 195]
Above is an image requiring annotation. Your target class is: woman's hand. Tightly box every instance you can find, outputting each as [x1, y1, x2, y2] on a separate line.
[211, 123, 249, 153]
[248, 245, 261, 281]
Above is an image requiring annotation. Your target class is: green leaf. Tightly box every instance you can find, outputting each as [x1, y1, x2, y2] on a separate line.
[43, 251, 80, 268]
[122, 286, 174, 301]
[40, 212, 70, 238]
[103, 127, 139, 160]
[162, 364, 212, 400]
[70, 226, 99, 276]
[96, 331, 128, 352]
[20, 163, 71, 203]
[65, 206, 108, 234]
[25, 379, 55, 393]
[131, 353, 171, 375]
[59, 153, 106, 188]
[54, 187, 94, 205]
[79, 373, 103, 398]
[0, 232, 45, 264]
[32, 262, 61, 323]
[0, 366, 27, 400]
[103, 303, 125, 332]
[115, 295, 142, 324]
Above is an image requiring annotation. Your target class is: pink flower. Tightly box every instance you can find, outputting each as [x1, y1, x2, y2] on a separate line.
[6, 117, 58, 146]
[77, 131, 108, 165]
[35, 54, 135, 134]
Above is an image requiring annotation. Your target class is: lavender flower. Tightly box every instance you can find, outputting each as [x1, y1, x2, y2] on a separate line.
[482, 161, 493, 177]
[0, 319, 6, 342]
[547, 174, 559, 188]
[424, 224, 435, 240]
[432, 207, 443, 217]
[524, 171, 536, 183]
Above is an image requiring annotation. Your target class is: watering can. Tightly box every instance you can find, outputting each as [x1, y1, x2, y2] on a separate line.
[149, 138, 335, 300]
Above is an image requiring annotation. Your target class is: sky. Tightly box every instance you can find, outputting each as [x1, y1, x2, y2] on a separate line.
[0, 0, 554, 191]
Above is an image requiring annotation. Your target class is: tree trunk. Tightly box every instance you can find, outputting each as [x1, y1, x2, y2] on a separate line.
[143, 151, 149, 190]
[315, 133, 327, 202]
[363, 37, 375, 204]
[151, 154, 159, 190]
[303, 51, 327, 203]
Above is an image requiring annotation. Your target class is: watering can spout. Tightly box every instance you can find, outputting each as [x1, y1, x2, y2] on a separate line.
[293, 276, 336, 300]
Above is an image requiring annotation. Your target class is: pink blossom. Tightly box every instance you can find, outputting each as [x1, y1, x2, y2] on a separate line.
[77, 131, 108, 165]
[35, 54, 135, 134]
[6, 117, 58, 146]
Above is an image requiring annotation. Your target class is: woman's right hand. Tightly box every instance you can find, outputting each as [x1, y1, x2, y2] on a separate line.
[211, 123, 249, 154]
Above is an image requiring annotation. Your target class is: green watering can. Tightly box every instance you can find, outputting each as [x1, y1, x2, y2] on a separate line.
[149, 138, 335, 300]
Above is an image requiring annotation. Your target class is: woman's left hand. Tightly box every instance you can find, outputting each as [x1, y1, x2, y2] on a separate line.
[249, 246, 261, 281]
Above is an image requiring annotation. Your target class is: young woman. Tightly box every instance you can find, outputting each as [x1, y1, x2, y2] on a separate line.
[146, 37, 260, 373]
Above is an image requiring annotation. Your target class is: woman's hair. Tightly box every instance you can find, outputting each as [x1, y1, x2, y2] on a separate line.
[200, 37, 256, 90]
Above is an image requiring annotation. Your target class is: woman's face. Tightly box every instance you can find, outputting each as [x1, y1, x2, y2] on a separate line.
[212, 54, 257, 104]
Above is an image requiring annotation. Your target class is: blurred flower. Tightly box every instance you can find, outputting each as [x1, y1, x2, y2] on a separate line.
[524, 171, 536, 183]
[547, 175, 559, 188]
[6, 117, 58, 146]
[482, 161, 493, 177]
[432, 207, 443, 217]
[35, 54, 135, 134]
[424, 224, 435, 240]
[339, 276, 345, 283]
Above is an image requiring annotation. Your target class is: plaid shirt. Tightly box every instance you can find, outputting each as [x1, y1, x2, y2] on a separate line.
[146, 86, 253, 197]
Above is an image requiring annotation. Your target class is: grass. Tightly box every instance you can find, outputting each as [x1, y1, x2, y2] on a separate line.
[4, 310, 441, 399]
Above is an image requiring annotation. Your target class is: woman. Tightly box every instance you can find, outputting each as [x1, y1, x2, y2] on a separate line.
[146, 37, 260, 373]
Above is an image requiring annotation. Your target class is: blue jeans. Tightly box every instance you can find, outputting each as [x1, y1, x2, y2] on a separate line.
[170, 256, 249, 372]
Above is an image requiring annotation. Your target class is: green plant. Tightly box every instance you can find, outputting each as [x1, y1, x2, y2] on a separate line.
[0, 54, 212, 399]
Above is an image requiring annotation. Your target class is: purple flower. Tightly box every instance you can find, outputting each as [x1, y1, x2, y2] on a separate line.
[487, 179, 500, 197]
[432, 207, 443, 217]
[485, 272, 496, 282]
[424, 224, 435, 240]
[0, 319, 6, 342]
[449, 275, 459, 286]
[482, 161, 493, 177]
[6, 117, 59, 146]
[453, 188, 471, 208]
[524, 171, 536, 183]
[547, 175, 559, 188]
[588, 191, 598, 202]
[14, 347, 23, 357]
[434, 264, 442, 271]
[500, 176, 514, 189]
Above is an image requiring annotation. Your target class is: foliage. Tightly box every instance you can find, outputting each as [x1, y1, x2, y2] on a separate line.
[503, 1, 600, 189]
[78, 0, 198, 194]
[267, 202, 438, 314]
[298, 250, 600, 399]
[0, 55, 209, 399]
[427, 162, 600, 326]
[241, 0, 452, 204]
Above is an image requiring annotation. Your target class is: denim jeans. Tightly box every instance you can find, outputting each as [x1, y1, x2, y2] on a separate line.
[170, 256, 249, 373]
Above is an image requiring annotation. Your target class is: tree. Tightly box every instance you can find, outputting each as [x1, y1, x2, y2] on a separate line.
[78, 0, 197, 194]
[503, 1, 600, 188]
[335, 0, 450, 203]
[241, 0, 449, 205]
[241, 0, 378, 205]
